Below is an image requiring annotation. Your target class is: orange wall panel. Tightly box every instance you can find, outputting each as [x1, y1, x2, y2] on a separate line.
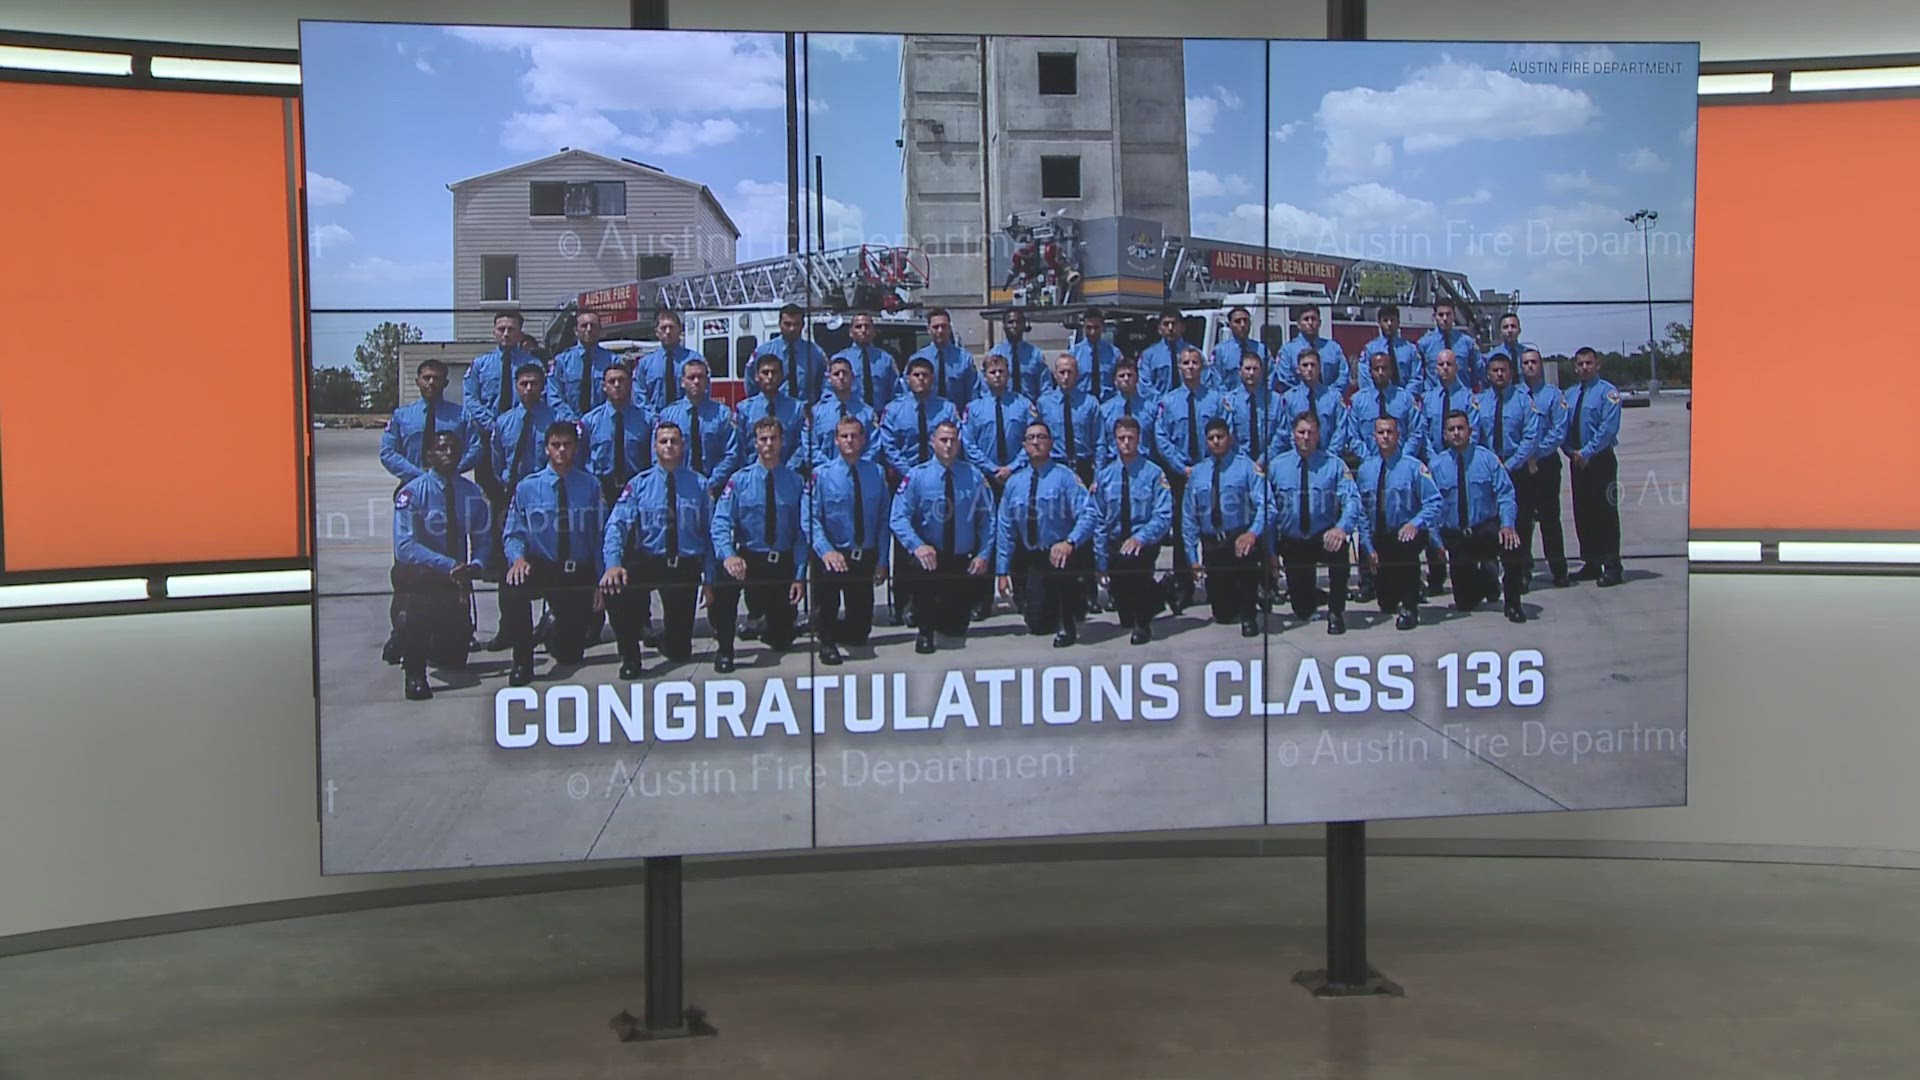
[0, 82, 305, 572]
[1692, 98, 1920, 532]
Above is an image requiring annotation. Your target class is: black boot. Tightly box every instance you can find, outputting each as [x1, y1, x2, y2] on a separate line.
[403, 672, 432, 700]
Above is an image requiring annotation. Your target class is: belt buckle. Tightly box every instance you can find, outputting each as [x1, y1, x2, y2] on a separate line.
[766, 549, 784, 565]
[664, 555, 681, 569]
[561, 559, 579, 575]
[849, 547, 867, 561]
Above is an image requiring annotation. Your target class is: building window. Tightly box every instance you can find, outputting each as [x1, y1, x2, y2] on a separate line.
[482, 255, 517, 302]
[637, 253, 674, 280]
[1037, 52, 1076, 96]
[529, 180, 627, 217]
[1040, 156, 1081, 199]
[703, 335, 733, 380]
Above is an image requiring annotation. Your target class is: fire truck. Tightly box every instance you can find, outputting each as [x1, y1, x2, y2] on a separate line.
[542, 244, 933, 405]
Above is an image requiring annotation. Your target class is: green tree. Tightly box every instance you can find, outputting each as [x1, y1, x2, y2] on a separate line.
[353, 321, 423, 411]
[310, 365, 366, 412]
[1662, 321, 1692, 358]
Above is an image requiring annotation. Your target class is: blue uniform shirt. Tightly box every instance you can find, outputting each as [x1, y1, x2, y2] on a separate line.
[962, 389, 1034, 475]
[1358, 333, 1423, 393]
[1224, 383, 1288, 464]
[1034, 387, 1101, 470]
[635, 344, 700, 411]
[1474, 385, 1539, 472]
[1137, 338, 1192, 397]
[1348, 384, 1427, 461]
[1354, 452, 1442, 554]
[889, 459, 996, 560]
[1280, 335, 1350, 392]
[491, 400, 563, 490]
[1181, 452, 1270, 564]
[756, 335, 830, 404]
[1091, 456, 1175, 571]
[503, 465, 606, 569]
[462, 344, 533, 424]
[1417, 327, 1485, 390]
[1155, 384, 1230, 473]
[1268, 449, 1363, 541]
[381, 399, 480, 481]
[655, 397, 741, 495]
[1523, 379, 1571, 463]
[546, 343, 617, 420]
[711, 460, 807, 578]
[805, 456, 892, 567]
[735, 391, 808, 469]
[579, 400, 655, 487]
[1096, 390, 1161, 470]
[1070, 337, 1126, 399]
[602, 464, 714, 568]
[1212, 334, 1269, 393]
[993, 461, 1098, 574]
[1429, 444, 1519, 531]
[1561, 377, 1622, 459]
[989, 339, 1050, 402]
[808, 394, 880, 469]
[832, 343, 902, 410]
[1279, 383, 1351, 458]
[910, 342, 980, 406]
[878, 392, 960, 474]
[1424, 378, 1479, 458]
[393, 471, 496, 572]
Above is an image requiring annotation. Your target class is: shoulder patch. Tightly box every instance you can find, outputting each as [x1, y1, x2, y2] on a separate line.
[1418, 463, 1432, 476]
[383, 418, 393, 431]
[395, 489, 412, 509]
[1607, 390, 1621, 403]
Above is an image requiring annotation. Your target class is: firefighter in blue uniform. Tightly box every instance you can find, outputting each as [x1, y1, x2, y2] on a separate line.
[1279, 306, 1351, 394]
[994, 421, 1100, 646]
[1355, 415, 1442, 631]
[735, 352, 807, 471]
[1359, 304, 1423, 395]
[1095, 358, 1160, 472]
[1419, 347, 1478, 599]
[708, 417, 807, 672]
[392, 430, 495, 700]
[889, 420, 995, 654]
[579, 363, 654, 507]
[1035, 352, 1101, 484]
[491, 363, 562, 496]
[1137, 306, 1192, 396]
[1349, 351, 1428, 465]
[877, 356, 960, 477]
[1156, 345, 1230, 613]
[833, 311, 901, 411]
[636, 309, 700, 412]
[809, 355, 879, 470]
[1429, 409, 1527, 622]
[463, 310, 533, 507]
[964, 351, 1034, 489]
[1267, 411, 1362, 635]
[1070, 307, 1125, 399]
[804, 415, 891, 665]
[909, 307, 980, 406]
[755, 303, 829, 405]
[1562, 346, 1625, 586]
[500, 421, 606, 685]
[654, 358, 741, 499]
[1182, 419, 1270, 636]
[1225, 349, 1286, 471]
[1476, 353, 1541, 591]
[1520, 348, 1572, 587]
[599, 422, 714, 678]
[1418, 301, 1485, 392]
[1483, 312, 1528, 392]
[1277, 350, 1350, 463]
[379, 358, 480, 664]
[1212, 306, 1270, 391]
[547, 309, 616, 421]
[989, 309, 1050, 402]
[1093, 415, 1174, 645]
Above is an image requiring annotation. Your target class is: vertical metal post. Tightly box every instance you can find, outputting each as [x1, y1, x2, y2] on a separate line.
[610, 855, 716, 1040]
[815, 156, 827, 252]
[1642, 233, 1660, 394]
[785, 34, 801, 255]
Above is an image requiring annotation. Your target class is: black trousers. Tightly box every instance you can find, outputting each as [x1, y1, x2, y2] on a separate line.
[1106, 544, 1164, 628]
[1199, 531, 1262, 623]
[500, 558, 598, 664]
[898, 550, 979, 635]
[1568, 447, 1622, 568]
[811, 549, 880, 646]
[1369, 528, 1427, 614]
[391, 563, 472, 676]
[711, 550, 800, 652]
[1519, 456, 1567, 574]
[1439, 522, 1525, 610]
[1167, 473, 1195, 598]
[1278, 534, 1350, 617]
[606, 553, 702, 662]
[1011, 546, 1092, 634]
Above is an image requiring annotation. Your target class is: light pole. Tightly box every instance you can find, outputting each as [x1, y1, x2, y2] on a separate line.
[1626, 209, 1660, 396]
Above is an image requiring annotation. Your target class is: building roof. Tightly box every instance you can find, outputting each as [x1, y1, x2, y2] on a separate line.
[447, 148, 740, 239]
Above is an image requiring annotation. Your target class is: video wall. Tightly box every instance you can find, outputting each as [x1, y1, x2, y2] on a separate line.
[302, 24, 1696, 874]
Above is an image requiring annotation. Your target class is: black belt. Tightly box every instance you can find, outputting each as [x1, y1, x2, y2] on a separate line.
[845, 547, 874, 561]
[748, 548, 786, 564]
[1201, 530, 1249, 542]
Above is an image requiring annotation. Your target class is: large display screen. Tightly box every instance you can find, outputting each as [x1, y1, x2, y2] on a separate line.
[304, 23, 1694, 873]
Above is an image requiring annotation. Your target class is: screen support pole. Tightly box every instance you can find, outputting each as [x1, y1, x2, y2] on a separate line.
[610, 856, 718, 1041]
[1294, 0, 1402, 1001]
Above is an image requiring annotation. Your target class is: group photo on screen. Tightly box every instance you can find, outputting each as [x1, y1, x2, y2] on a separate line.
[301, 25, 1695, 873]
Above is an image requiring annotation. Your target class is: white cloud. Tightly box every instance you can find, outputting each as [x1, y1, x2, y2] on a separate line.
[1318, 57, 1598, 180]
[1619, 147, 1670, 172]
[633, 117, 746, 156]
[1571, 45, 1618, 65]
[729, 179, 869, 259]
[310, 223, 353, 256]
[319, 257, 449, 287]
[1272, 120, 1302, 142]
[1544, 170, 1619, 196]
[1680, 120, 1697, 146]
[810, 34, 884, 59]
[499, 108, 744, 158]
[1185, 84, 1245, 148]
[415, 56, 436, 75]
[1451, 184, 1493, 206]
[1325, 182, 1435, 230]
[1191, 202, 1336, 249]
[1510, 43, 1562, 63]
[1213, 83, 1244, 110]
[306, 171, 353, 207]
[1188, 170, 1252, 198]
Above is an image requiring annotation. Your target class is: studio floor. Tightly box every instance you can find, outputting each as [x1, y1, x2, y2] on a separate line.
[2, 854, 1914, 1079]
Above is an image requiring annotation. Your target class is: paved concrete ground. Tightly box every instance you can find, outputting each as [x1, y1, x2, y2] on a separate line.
[3, 855, 1914, 1079]
[314, 397, 1688, 873]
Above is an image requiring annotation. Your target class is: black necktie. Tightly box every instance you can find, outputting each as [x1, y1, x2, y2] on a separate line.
[1186, 393, 1199, 461]
[937, 346, 949, 399]
[1570, 384, 1589, 452]
[496, 348, 514, 414]
[1090, 344, 1101, 400]
[513, 413, 533, 482]
[613, 411, 630, 487]
[444, 476, 464, 563]
[1063, 395, 1077, 466]
[851, 463, 866, 547]
[786, 340, 799, 398]
[942, 468, 957, 554]
[1374, 458, 1389, 533]
[421, 401, 436, 464]
[1387, 335, 1401, 385]
[917, 399, 929, 464]
[556, 472, 573, 563]
[764, 467, 777, 548]
[1210, 459, 1225, 532]
[691, 405, 704, 474]
[1299, 454, 1312, 536]
[1249, 391, 1263, 459]
[578, 345, 593, 415]
[995, 396, 1008, 463]
[861, 345, 874, 405]
[1123, 397, 1132, 418]
[1455, 449, 1471, 529]
[1493, 390, 1505, 455]
[1120, 462, 1133, 539]
[665, 470, 679, 554]
[663, 348, 678, 405]
[1026, 469, 1041, 547]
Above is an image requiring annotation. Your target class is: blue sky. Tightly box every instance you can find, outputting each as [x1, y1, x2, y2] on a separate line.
[302, 26, 1694, 366]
